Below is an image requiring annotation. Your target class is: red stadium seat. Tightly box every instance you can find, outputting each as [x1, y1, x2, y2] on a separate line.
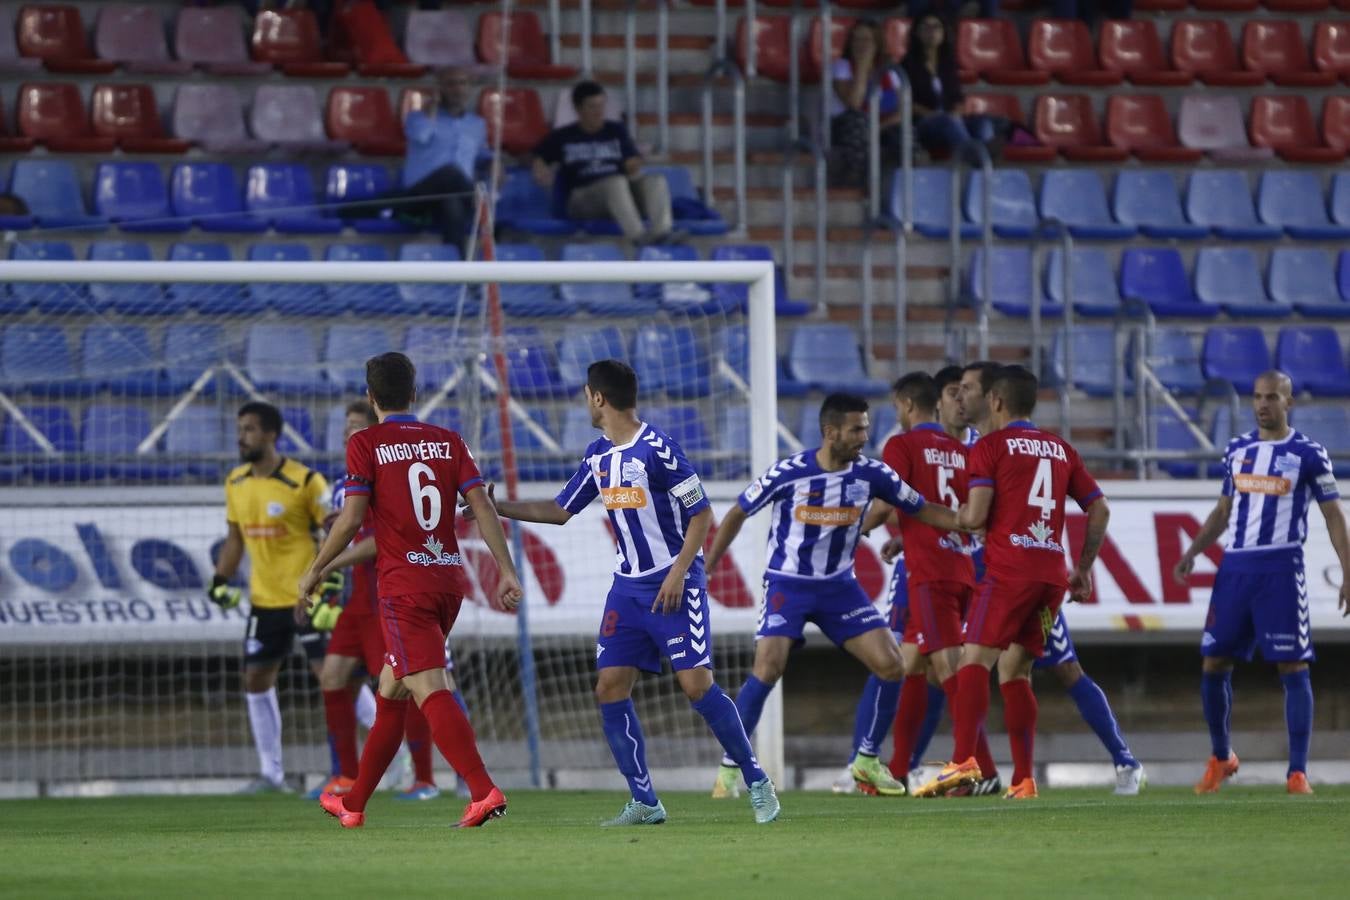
[326, 87, 406, 157]
[735, 16, 793, 83]
[477, 11, 578, 81]
[1098, 20, 1192, 86]
[16, 81, 115, 152]
[1033, 93, 1129, 162]
[1171, 19, 1264, 86]
[90, 83, 191, 153]
[1028, 18, 1122, 86]
[1242, 20, 1337, 86]
[1312, 22, 1350, 83]
[803, 15, 855, 84]
[1249, 94, 1346, 162]
[956, 19, 1049, 85]
[966, 93, 1057, 162]
[479, 87, 548, 157]
[399, 86, 437, 123]
[16, 4, 116, 73]
[251, 9, 349, 77]
[0, 97, 36, 153]
[1195, 0, 1259, 9]
[1264, 0, 1330, 9]
[1323, 96, 1350, 153]
[1105, 94, 1203, 162]
[883, 18, 911, 62]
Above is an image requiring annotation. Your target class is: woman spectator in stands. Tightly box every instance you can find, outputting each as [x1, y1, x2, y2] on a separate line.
[901, 14, 1000, 160]
[829, 19, 902, 188]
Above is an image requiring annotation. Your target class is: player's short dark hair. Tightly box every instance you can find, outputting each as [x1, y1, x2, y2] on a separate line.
[587, 359, 638, 411]
[366, 352, 417, 412]
[990, 365, 1039, 417]
[237, 401, 283, 436]
[345, 399, 377, 425]
[962, 360, 1003, 395]
[819, 393, 869, 434]
[892, 372, 938, 411]
[933, 365, 964, 394]
[571, 80, 605, 110]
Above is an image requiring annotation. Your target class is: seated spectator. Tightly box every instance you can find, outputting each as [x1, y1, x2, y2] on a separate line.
[532, 81, 675, 246]
[830, 19, 902, 187]
[901, 15, 1001, 159]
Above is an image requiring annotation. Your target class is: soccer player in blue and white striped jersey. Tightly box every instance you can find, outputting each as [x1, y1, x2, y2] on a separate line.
[1174, 370, 1349, 795]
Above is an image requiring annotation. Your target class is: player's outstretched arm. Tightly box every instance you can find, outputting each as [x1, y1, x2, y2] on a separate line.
[319, 536, 376, 579]
[465, 485, 525, 611]
[1172, 496, 1232, 584]
[861, 500, 894, 535]
[1317, 499, 1350, 616]
[300, 494, 367, 606]
[914, 501, 961, 533]
[703, 503, 748, 571]
[1068, 497, 1110, 602]
[462, 482, 573, 526]
[959, 486, 993, 531]
[654, 507, 714, 613]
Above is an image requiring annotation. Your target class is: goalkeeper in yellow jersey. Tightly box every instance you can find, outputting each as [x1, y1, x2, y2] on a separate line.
[211, 402, 334, 793]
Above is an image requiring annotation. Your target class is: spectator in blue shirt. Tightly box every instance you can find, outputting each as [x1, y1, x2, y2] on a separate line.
[532, 81, 675, 246]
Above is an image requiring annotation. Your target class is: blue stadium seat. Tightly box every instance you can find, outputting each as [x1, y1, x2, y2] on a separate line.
[1111, 171, 1207, 240]
[9, 160, 107, 229]
[1275, 327, 1350, 397]
[1341, 251, 1350, 305]
[892, 167, 978, 239]
[164, 323, 229, 393]
[325, 164, 410, 235]
[1, 324, 78, 396]
[167, 242, 260, 315]
[480, 407, 573, 481]
[1038, 171, 1135, 240]
[1201, 326, 1270, 394]
[323, 405, 349, 457]
[497, 327, 566, 398]
[1045, 248, 1120, 317]
[1184, 171, 1279, 241]
[964, 169, 1037, 239]
[247, 243, 327, 315]
[1331, 173, 1350, 228]
[715, 324, 749, 391]
[557, 326, 627, 390]
[643, 404, 712, 453]
[82, 323, 164, 396]
[785, 324, 889, 395]
[2, 405, 90, 483]
[869, 401, 898, 451]
[170, 162, 265, 233]
[397, 243, 478, 317]
[1209, 403, 1238, 449]
[1143, 329, 1205, 395]
[403, 326, 464, 393]
[714, 405, 753, 479]
[638, 244, 719, 315]
[632, 325, 712, 398]
[1194, 247, 1288, 319]
[1048, 326, 1129, 397]
[708, 244, 811, 317]
[559, 243, 654, 316]
[1268, 248, 1349, 319]
[87, 240, 170, 316]
[561, 406, 599, 454]
[324, 243, 401, 314]
[969, 247, 1059, 318]
[1119, 248, 1214, 318]
[495, 166, 575, 236]
[245, 164, 342, 234]
[651, 166, 728, 236]
[424, 408, 463, 435]
[276, 406, 317, 455]
[1291, 405, 1350, 450]
[1151, 407, 1220, 479]
[323, 324, 390, 391]
[1256, 171, 1350, 241]
[7, 241, 83, 313]
[492, 244, 572, 316]
[82, 403, 176, 481]
[93, 162, 186, 234]
[245, 324, 325, 394]
[165, 405, 228, 480]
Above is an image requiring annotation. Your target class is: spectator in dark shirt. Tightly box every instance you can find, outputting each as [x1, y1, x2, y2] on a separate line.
[830, 19, 902, 187]
[901, 15, 999, 158]
[532, 81, 674, 245]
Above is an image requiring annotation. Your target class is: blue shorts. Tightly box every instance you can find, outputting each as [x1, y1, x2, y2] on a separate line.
[885, 555, 909, 636]
[597, 572, 712, 674]
[1034, 612, 1078, 668]
[1202, 561, 1314, 663]
[760, 574, 889, 646]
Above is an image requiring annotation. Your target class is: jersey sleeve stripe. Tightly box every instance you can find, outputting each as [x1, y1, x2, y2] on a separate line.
[343, 483, 371, 495]
[1078, 488, 1104, 507]
[970, 477, 994, 487]
[460, 476, 484, 494]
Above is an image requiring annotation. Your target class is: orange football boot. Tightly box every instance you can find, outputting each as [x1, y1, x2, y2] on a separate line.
[456, 786, 507, 827]
[1003, 778, 1039, 800]
[913, 757, 981, 798]
[1194, 753, 1240, 794]
[1287, 772, 1314, 795]
[318, 775, 356, 796]
[319, 791, 365, 828]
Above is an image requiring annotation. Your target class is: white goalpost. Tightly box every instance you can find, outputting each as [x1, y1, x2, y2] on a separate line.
[0, 258, 785, 794]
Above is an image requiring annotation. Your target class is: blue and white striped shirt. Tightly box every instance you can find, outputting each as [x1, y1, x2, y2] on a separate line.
[1220, 429, 1338, 560]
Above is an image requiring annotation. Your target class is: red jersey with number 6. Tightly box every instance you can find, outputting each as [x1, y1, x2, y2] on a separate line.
[968, 421, 1103, 587]
[882, 423, 975, 588]
[343, 414, 484, 598]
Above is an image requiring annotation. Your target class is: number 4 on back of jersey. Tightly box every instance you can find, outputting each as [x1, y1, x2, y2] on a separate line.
[1027, 458, 1055, 521]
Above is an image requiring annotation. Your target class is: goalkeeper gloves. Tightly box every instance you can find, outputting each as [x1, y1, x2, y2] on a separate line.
[208, 574, 242, 610]
[308, 570, 345, 632]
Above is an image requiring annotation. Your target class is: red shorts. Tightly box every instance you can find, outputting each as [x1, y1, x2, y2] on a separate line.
[902, 580, 971, 655]
[378, 592, 463, 678]
[326, 609, 386, 676]
[963, 578, 1065, 656]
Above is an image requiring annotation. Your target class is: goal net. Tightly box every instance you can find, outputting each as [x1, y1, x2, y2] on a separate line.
[0, 253, 781, 795]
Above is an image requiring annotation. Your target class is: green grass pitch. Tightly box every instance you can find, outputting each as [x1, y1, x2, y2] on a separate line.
[2, 787, 1346, 898]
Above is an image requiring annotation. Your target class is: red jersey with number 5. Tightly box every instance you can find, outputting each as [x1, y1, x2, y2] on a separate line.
[882, 423, 975, 588]
[343, 414, 484, 598]
[968, 421, 1103, 586]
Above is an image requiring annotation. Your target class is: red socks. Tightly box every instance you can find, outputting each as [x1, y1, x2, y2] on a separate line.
[404, 702, 435, 785]
[421, 689, 494, 801]
[944, 672, 998, 778]
[1001, 679, 1038, 784]
[345, 695, 409, 813]
[887, 675, 930, 779]
[322, 689, 359, 779]
[951, 665, 991, 765]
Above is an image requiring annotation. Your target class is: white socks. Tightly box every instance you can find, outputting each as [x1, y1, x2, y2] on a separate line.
[355, 683, 377, 730]
[245, 688, 284, 786]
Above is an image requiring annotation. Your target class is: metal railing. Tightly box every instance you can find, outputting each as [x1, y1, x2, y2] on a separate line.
[859, 66, 913, 368]
[947, 141, 995, 362]
[626, 0, 671, 155]
[701, 58, 748, 235]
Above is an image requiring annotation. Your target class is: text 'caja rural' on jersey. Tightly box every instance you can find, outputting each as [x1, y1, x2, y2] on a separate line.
[344, 414, 484, 598]
[1220, 428, 1339, 571]
[330, 475, 378, 615]
[968, 421, 1103, 587]
[883, 424, 976, 587]
[556, 422, 711, 582]
[739, 451, 925, 581]
[225, 458, 329, 609]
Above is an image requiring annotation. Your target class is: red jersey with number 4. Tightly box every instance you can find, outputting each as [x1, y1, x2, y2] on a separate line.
[343, 414, 484, 598]
[883, 423, 975, 588]
[968, 421, 1103, 587]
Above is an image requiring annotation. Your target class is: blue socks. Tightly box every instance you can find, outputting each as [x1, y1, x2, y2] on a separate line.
[849, 676, 881, 760]
[1201, 670, 1233, 761]
[910, 683, 947, 771]
[696, 683, 767, 786]
[851, 679, 946, 768]
[1069, 675, 1138, 768]
[857, 678, 902, 757]
[732, 675, 773, 739]
[1281, 669, 1313, 776]
[599, 699, 658, 806]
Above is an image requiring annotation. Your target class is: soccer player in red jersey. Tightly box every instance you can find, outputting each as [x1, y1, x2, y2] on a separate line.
[300, 352, 523, 829]
[916, 365, 1110, 800]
